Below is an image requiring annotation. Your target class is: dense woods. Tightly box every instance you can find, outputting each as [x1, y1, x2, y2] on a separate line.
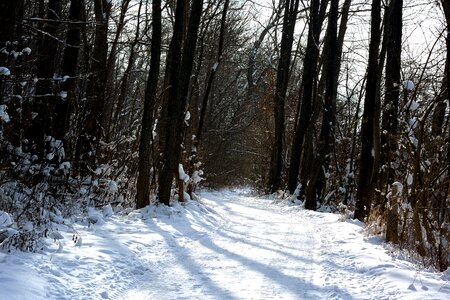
[0, 0, 448, 271]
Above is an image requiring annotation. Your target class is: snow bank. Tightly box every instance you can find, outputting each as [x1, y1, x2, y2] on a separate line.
[0, 190, 447, 300]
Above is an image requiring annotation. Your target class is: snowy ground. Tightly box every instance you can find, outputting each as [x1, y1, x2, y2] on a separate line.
[0, 189, 449, 300]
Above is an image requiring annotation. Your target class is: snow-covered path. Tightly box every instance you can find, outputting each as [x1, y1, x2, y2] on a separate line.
[1, 190, 448, 299]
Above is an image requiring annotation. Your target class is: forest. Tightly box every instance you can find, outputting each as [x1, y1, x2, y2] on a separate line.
[0, 0, 449, 274]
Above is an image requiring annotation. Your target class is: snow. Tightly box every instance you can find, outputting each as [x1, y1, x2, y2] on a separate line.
[0, 67, 11, 76]
[178, 163, 190, 182]
[391, 181, 404, 196]
[0, 105, 10, 123]
[59, 91, 68, 99]
[22, 47, 32, 55]
[0, 190, 448, 299]
[405, 99, 419, 111]
[403, 80, 415, 91]
[407, 173, 414, 186]
[0, 211, 13, 228]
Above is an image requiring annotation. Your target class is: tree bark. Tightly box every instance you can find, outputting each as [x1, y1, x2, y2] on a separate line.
[287, 0, 325, 193]
[158, 0, 204, 205]
[102, 0, 131, 142]
[75, 0, 111, 174]
[0, 0, 23, 66]
[267, 0, 300, 193]
[33, 0, 63, 158]
[136, 0, 162, 209]
[188, 0, 230, 197]
[381, 0, 403, 242]
[380, 0, 403, 191]
[354, 0, 382, 221]
[304, 0, 339, 210]
[58, 0, 85, 158]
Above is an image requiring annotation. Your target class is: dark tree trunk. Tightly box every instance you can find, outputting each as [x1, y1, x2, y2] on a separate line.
[304, 0, 339, 210]
[287, 0, 324, 193]
[438, 0, 450, 271]
[381, 0, 403, 243]
[431, 58, 448, 136]
[0, 0, 24, 154]
[136, 0, 162, 209]
[113, 0, 144, 140]
[354, 0, 382, 221]
[188, 0, 230, 197]
[0, 0, 23, 66]
[33, 0, 63, 158]
[102, 0, 131, 142]
[158, 0, 204, 205]
[75, 0, 111, 174]
[380, 0, 402, 189]
[267, 0, 300, 193]
[58, 0, 85, 158]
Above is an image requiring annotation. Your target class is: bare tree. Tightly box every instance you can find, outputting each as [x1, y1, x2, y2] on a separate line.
[380, 0, 403, 244]
[304, 0, 339, 210]
[136, 0, 162, 209]
[158, 0, 204, 205]
[287, 0, 327, 194]
[267, 0, 300, 193]
[354, 0, 382, 221]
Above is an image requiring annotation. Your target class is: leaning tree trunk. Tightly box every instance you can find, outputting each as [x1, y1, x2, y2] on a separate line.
[158, 0, 204, 205]
[102, 0, 131, 142]
[136, 0, 162, 209]
[354, 0, 382, 221]
[267, 0, 300, 193]
[287, 0, 325, 193]
[112, 0, 143, 141]
[32, 0, 63, 159]
[187, 0, 230, 197]
[304, 0, 339, 210]
[58, 0, 85, 159]
[75, 0, 111, 174]
[381, 0, 403, 244]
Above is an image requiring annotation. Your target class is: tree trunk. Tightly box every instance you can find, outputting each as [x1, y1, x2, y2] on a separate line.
[0, 0, 23, 66]
[287, 0, 325, 193]
[354, 0, 382, 221]
[158, 0, 204, 205]
[59, 0, 85, 159]
[381, 0, 403, 242]
[102, 0, 131, 142]
[267, 0, 299, 193]
[380, 0, 403, 192]
[188, 0, 230, 197]
[431, 31, 448, 137]
[112, 0, 144, 141]
[136, 0, 162, 209]
[304, 0, 339, 210]
[75, 0, 111, 174]
[33, 0, 63, 158]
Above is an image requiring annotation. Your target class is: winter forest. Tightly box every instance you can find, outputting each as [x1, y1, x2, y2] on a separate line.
[0, 0, 449, 298]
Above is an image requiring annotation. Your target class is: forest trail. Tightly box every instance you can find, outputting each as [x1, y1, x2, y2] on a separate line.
[1, 190, 449, 299]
